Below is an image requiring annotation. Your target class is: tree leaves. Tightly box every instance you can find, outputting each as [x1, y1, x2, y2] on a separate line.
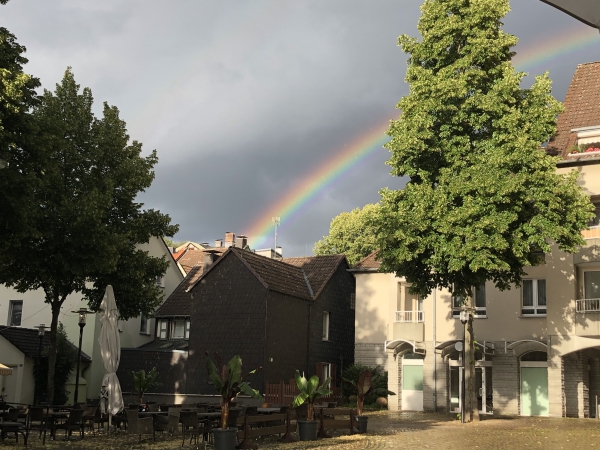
[376, 0, 594, 298]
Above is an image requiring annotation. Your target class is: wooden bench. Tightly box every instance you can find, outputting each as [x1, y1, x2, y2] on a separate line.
[236, 408, 297, 449]
[317, 408, 358, 438]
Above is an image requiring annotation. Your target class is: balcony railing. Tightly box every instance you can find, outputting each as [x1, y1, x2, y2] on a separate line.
[576, 298, 600, 313]
[395, 310, 424, 323]
[582, 225, 600, 240]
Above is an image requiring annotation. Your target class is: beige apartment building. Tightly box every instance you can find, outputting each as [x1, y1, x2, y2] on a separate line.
[351, 61, 600, 418]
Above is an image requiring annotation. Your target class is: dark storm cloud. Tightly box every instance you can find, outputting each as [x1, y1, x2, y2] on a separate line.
[3, 0, 599, 256]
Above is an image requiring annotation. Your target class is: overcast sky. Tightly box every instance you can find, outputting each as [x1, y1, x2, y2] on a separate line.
[3, 0, 600, 257]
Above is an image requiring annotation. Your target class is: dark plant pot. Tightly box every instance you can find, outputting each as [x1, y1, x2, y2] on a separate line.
[356, 415, 369, 434]
[213, 427, 237, 450]
[297, 419, 319, 441]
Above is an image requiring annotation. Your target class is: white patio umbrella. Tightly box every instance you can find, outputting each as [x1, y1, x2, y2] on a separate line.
[98, 285, 124, 430]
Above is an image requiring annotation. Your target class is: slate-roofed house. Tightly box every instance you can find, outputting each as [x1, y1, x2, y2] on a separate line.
[118, 247, 355, 397]
[0, 327, 91, 404]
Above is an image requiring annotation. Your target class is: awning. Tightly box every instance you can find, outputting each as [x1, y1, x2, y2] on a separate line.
[385, 339, 426, 357]
[506, 340, 547, 357]
[0, 364, 13, 376]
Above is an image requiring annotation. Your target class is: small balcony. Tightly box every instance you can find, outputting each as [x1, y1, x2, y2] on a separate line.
[393, 310, 424, 342]
[582, 226, 600, 240]
[575, 298, 600, 337]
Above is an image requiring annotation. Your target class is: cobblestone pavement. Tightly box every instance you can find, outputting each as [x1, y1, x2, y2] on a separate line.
[4, 411, 600, 449]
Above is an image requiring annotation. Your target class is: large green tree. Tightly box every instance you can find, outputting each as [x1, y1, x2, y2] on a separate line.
[0, 69, 178, 404]
[0, 26, 41, 248]
[313, 203, 379, 265]
[376, 0, 593, 422]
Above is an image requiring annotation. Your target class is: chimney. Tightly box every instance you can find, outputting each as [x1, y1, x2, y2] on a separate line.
[236, 235, 248, 249]
[203, 250, 218, 272]
[275, 246, 283, 258]
[215, 239, 223, 248]
[225, 232, 235, 248]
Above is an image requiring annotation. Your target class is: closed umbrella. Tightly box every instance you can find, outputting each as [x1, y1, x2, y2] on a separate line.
[98, 285, 124, 429]
[541, 1, 600, 30]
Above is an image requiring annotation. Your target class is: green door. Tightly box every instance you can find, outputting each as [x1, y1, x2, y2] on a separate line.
[521, 367, 549, 416]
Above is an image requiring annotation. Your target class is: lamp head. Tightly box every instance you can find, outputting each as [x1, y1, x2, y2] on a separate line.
[38, 324, 46, 337]
[459, 307, 469, 325]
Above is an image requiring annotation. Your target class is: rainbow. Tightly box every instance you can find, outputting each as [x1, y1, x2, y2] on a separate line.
[512, 26, 600, 72]
[245, 24, 600, 251]
[246, 122, 390, 248]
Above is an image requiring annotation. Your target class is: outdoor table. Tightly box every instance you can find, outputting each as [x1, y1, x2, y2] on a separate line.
[0, 421, 26, 443]
[257, 407, 280, 414]
[47, 411, 70, 438]
[197, 412, 221, 419]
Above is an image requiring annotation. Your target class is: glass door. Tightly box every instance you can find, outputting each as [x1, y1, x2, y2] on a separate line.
[475, 367, 493, 414]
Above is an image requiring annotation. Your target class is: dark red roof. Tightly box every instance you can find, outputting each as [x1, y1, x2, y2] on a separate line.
[547, 61, 600, 158]
[351, 251, 381, 271]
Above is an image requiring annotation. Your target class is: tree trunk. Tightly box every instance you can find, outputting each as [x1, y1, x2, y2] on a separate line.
[307, 402, 314, 421]
[220, 397, 229, 430]
[46, 297, 61, 406]
[464, 296, 479, 422]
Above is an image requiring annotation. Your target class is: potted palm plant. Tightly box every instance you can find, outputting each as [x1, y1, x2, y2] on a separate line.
[131, 367, 161, 406]
[292, 371, 332, 441]
[206, 352, 263, 450]
[343, 368, 395, 433]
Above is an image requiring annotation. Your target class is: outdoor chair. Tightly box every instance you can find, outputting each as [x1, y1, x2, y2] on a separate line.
[52, 408, 84, 441]
[153, 407, 179, 436]
[81, 405, 100, 435]
[179, 410, 209, 448]
[24, 406, 47, 443]
[168, 407, 181, 434]
[126, 409, 154, 443]
[146, 402, 159, 412]
[5, 408, 19, 421]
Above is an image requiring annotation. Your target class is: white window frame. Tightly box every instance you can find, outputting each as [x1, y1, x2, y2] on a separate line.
[584, 269, 600, 299]
[452, 284, 487, 318]
[157, 319, 168, 339]
[156, 275, 165, 288]
[171, 319, 186, 339]
[521, 279, 547, 316]
[321, 363, 331, 383]
[139, 313, 149, 334]
[322, 311, 330, 341]
[185, 319, 191, 340]
[8, 300, 23, 326]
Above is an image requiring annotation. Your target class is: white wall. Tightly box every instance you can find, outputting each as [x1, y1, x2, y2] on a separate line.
[0, 236, 184, 402]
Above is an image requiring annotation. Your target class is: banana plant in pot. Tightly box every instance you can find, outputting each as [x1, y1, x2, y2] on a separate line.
[292, 371, 332, 441]
[343, 369, 395, 433]
[206, 352, 263, 450]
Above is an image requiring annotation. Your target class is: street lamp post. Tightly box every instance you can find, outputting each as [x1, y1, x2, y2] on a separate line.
[72, 307, 91, 407]
[34, 324, 46, 405]
[459, 306, 470, 424]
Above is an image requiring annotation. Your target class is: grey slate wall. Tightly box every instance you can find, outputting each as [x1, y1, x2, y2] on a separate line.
[309, 261, 355, 385]
[187, 254, 268, 395]
[265, 291, 310, 384]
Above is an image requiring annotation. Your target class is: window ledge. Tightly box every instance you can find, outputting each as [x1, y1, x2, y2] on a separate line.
[139, 332, 151, 336]
[322, 338, 331, 342]
[520, 315, 547, 318]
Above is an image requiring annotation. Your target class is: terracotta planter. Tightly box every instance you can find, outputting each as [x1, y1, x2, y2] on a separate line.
[213, 427, 237, 450]
[297, 419, 319, 441]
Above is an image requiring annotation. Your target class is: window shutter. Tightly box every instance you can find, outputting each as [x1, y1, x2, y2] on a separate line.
[330, 363, 338, 387]
[316, 362, 323, 383]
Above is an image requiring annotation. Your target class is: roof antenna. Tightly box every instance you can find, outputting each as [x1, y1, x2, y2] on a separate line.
[272, 217, 280, 257]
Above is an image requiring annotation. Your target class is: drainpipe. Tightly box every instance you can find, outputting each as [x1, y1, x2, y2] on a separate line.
[433, 288, 437, 412]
